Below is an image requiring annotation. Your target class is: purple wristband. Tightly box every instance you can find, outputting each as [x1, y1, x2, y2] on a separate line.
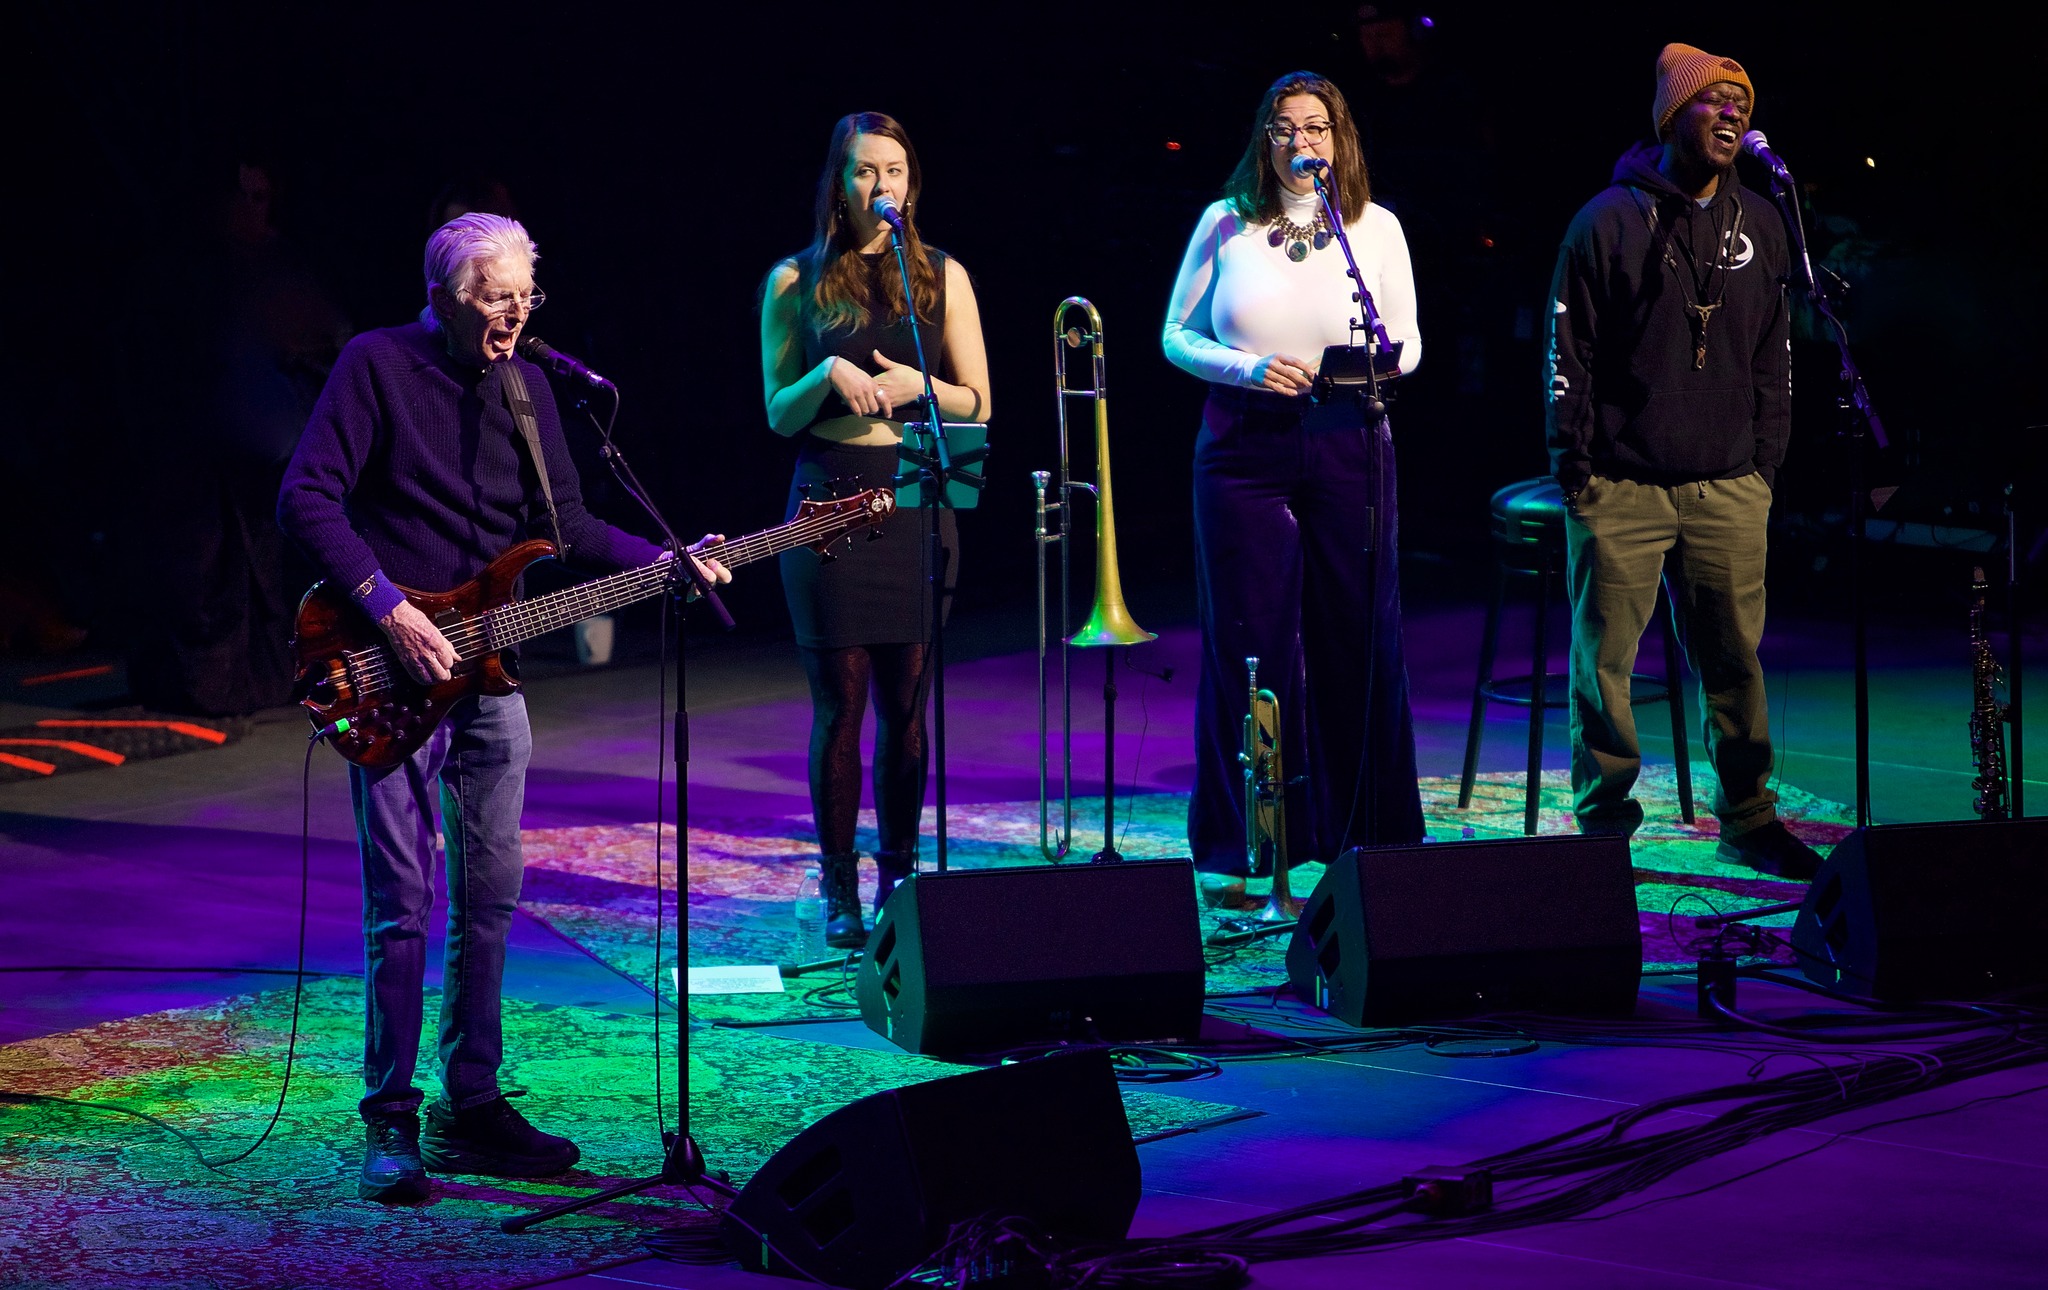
[354, 571, 409, 622]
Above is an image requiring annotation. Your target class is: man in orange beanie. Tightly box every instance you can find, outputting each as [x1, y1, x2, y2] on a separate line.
[1542, 43, 1823, 879]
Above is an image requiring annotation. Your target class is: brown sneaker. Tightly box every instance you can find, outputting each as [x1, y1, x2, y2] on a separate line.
[1716, 820, 1825, 881]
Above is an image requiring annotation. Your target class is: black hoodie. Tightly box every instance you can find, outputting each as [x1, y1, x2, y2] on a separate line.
[1544, 141, 1790, 493]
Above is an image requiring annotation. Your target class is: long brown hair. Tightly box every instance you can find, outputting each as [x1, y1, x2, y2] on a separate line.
[799, 112, 941, 333]
[1222, 72, 1372, 226]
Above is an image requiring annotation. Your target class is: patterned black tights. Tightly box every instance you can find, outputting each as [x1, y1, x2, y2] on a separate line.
[799, 643, 931, 857]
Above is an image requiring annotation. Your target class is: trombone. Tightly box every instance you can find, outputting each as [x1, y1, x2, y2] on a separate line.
[1036, 298, 1155, 863]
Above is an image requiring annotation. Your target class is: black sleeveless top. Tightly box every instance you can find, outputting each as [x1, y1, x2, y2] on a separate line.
[797, 249, 951, 430]
[779, 247, 959, 649]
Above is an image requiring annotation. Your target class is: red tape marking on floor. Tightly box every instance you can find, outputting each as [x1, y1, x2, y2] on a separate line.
[19, 664, 117, 686]
[0, 739, 126, 766]
[0, 752, 57, 774]
[33, 719, 230, 744]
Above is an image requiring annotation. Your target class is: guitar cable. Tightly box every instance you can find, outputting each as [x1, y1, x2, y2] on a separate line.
[0, 724, 333, 1171]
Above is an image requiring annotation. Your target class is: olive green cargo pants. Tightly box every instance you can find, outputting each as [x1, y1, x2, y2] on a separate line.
[1563, 473, 1778, 838]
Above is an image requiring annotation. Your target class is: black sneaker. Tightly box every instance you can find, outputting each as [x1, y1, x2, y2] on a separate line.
[360, 1110, 429, 1203]
[1716, 820, 1825, 881]
[420, 1095, 580, 1178]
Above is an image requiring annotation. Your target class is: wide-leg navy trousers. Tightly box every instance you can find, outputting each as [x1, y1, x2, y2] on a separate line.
[1188, 385, 1424, 874]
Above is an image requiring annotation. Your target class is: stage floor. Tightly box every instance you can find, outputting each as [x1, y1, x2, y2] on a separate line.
[4, 591, 2045, 1289]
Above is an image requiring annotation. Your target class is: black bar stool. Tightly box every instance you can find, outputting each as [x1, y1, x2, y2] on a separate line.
[1459, 477, 1695, 835]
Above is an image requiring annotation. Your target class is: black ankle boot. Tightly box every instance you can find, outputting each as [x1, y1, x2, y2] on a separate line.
[820, 853, 866, 948]
[873, 850, 916, 919]
[360, 1109, 428, 1203]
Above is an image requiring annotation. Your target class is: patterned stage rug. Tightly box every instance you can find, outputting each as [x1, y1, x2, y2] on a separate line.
[0, 978, 1243, 1290]
[519, 766, 1855, 1026]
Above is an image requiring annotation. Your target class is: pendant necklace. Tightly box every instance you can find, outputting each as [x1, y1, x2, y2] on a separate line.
[1268, 211, 1330, 263]
[1648, 187, 1745, 370]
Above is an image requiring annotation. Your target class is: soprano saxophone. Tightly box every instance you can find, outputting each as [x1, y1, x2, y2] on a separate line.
[1969, 566, 2010, 821]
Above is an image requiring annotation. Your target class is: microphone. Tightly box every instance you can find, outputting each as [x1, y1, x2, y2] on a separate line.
[1289, 155, 1330, 181]
[517, 335, 613, 389]
[1740, 130, 1793, 182]
[871, 192, 906, 232]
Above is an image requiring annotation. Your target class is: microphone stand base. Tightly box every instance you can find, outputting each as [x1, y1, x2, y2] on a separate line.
[499, 1133, 737, 1234]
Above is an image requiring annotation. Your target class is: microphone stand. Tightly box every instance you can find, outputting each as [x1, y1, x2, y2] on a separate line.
[503, 379, 739, 1233]
[1757, 152, 1886, 827]
[1312, 168, 1389, 849]
[1311, 167, 1391, 427]
[883, 218, 986, 873]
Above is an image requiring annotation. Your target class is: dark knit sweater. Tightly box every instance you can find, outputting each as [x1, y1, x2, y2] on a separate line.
[278, 322, 662, 613]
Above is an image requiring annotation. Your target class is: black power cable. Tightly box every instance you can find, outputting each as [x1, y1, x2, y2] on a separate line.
[1, 733, 327, 1170]
[888, 979, 2048, 1289]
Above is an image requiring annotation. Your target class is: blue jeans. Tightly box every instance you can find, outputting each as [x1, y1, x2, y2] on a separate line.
[350, 691, 531, 1119]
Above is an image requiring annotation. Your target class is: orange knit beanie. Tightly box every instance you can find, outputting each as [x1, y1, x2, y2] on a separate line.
[1652, 43, 1755, 138]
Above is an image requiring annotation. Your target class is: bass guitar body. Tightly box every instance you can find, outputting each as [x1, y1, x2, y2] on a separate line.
[291, 541, 553, 771]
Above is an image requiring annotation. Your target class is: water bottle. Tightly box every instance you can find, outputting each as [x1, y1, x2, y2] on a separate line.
[793, 866, 826, 963]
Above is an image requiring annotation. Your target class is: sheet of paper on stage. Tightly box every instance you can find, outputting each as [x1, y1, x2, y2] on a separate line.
[683, 964, 786, 995]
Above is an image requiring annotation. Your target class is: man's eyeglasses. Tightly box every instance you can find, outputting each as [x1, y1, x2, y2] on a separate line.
[462, 288, 546, 317]
[1266, 121, 1332, 147]
[1691, 89, 1751, 114]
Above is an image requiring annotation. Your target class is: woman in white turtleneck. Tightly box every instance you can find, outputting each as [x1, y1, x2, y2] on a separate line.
[1162, 70, 1426, 905]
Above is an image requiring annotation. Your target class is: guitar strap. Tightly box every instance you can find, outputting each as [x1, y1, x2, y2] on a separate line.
[498, 360, 569, 557]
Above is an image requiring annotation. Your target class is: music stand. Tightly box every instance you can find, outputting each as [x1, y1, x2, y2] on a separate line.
[894, 419, 989, 875]
[896, 423, 989, 509]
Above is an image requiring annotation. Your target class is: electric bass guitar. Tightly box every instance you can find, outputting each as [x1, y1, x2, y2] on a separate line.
[291, 488, 895, 769]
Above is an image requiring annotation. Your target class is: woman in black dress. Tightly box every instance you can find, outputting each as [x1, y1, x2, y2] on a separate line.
[760, 112, 991, 948]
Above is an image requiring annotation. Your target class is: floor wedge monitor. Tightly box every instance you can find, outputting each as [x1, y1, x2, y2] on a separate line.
[1792, 819, 2048, 1000]
[1286, 835, 1642, 1025]
[723, 1048, 1141, 1289]
[854, 859, 1204, 1056]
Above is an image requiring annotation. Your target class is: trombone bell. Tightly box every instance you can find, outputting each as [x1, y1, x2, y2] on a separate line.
[1060, 299, 1155, 651]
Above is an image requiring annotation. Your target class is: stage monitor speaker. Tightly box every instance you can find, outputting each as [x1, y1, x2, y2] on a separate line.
[1286, 835, 1641, 1025]
[723, 1047, 1140, 1290]
[1792, 819, 2048, 1000]
[854, 859, 1204, 1056]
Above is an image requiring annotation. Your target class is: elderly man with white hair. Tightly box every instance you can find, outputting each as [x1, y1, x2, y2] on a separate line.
[279, 213, 728, 1203]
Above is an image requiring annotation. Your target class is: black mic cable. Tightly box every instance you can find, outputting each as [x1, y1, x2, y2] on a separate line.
[0, 726, 338, 1170]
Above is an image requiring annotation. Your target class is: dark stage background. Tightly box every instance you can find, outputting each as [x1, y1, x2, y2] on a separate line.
[11, 2, 2047, 710]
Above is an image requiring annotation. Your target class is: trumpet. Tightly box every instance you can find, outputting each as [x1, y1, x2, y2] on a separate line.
[1037, 298, 1155, 863]
[1241, 657, 1300, 922]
